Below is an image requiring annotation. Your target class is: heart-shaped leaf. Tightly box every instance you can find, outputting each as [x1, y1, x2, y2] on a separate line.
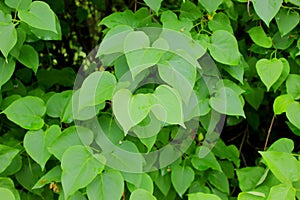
[286, 74, 300, 100]
[0, 145, 19, 174]
[0, 57, 15, 88]
[143, 0, 162, 13]
[198, 0, 222, 14]
[17, 45, 39, 73]
[248, 26, 272, 48]
[273, 94, 294, 115]
[272, 58, 290, 91]
[252, 0, 283, 26]
[256, 58, 283, 91]
[286, 102, 300, 129]
[129, 189, 157, 200]
[275, 8, 299, 37]
[0, 23, 17, 58]
[171, 165, 194, 197]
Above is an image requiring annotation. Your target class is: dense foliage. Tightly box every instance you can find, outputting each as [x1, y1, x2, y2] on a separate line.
[0, 0, 300, 199]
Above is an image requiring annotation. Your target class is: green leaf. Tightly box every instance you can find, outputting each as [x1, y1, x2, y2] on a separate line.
[18, 1, 57, 33]
[161, 11, 193, 34]
[248, 26, 272, 48]
[180, 1, 202, 21]
[252, 0, 283, 26]
[191, 146, 222, 171]
[273, 94, 294, 115]
[79, 71, 116, 107]
[30, 15, 62, 40]
[4, 0, 31, 10]
[267, 184, 296, 200]
[99, 10, 138, 28]
[243, 84, 264, 110]
[256, 58, 283, 91]
[188, 192, 222, 200]
[223, 57, 246, 84]
[154, 174, 171, 196]
[87, 170, 124, 200]
[286, 102, 300, 129]
[0, 23, 17, 58]
[23, 125, 61, 170]
[0, 57, 15, 88]
[208, 171, 230, 194]
[171, 165, 195, 197]
[152, 85, 185, 127]
[0, 188, 15, 200]
[286, 74, 300, 99]
[17, 45, 39, 73]
[198, 0, 222, 14]
[125, 173, 154, 193]
[2, 96, 46, 130]
[209, 87, 245, 117]
[275, 8, 299, 37]
[46, 91, 72, 118]
[0, 145, 19, 173]
[272, 58, 290, 91]
[236, 167, 265, 191]
[238, 192, 265, 200]
[61, 145, 106, 198]
[208, 12, 233, 33]
[49, 126, 94, 160]
[208, 30, 240, 65]
[259, 151, 300, 184]
[0, 177, 20, 200]
[268, 138, 294, 153]
[143, 0, 162, 13]
[129, 189, 157, 200]
[32, 166, 62, 189]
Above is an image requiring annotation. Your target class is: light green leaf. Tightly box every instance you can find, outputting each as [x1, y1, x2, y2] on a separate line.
[180, 1, 202, 21]
[130, 94, 154, 126]
[286, 102, 300, 129]
[267, 184, 295, 200]
[4, 0, 31, 10]
[79, 71, 116, 108]
[171, 165, 194, 197]
[33, 166, 62, 189]
[0, 145, 19, 173]
[208, 30, 240, 65]
[18, 1, 57, 33]
[30, 15, 62, 40]
[99, 11, 138, 28]
[273, 94, 294, 115]
[209, 87, 245, 117]
[252, 0, 283, 26]
[152, 85, 185, 127]
[238, 192, 265, 200]
[256, 58, 283, 91]
[191, 146, 222, 171]
[272, 58, 290, 91]
[143, 0, 162, 13]
[286, 74, 300, 99]
[49, 126, 94, 160]
[0, 188, 15, 200]
[198, 0, 222, 14]
[260, 151, 300, 184]
[125, 173, 154, 193]
[0, 177, 20, 200]
[0, 23, 17, 58]
[24, 125, 61, 170]
[87, 170, 124, 200]
[0, 57, 15, 88]
[2, 96, 46, 130]
[188, 192, 221, 200]
[208, 12, 233, 33]
[275, 8, 299, 37]
[17, 45, 39, 73]
[129, 189, 157, 200]
[208, 171, 230, 194]
[268, 138, 294, 153]
[236, 167, 265, 191]
[154, 174, 171, 196]
[248, 26, 272, 48]
[46, 91, 72, 118]
[161, 11, 193, 34]
[61, 145, 106, 198]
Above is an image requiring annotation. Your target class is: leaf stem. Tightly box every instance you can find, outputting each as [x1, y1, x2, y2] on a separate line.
[263, 115, 275, 151]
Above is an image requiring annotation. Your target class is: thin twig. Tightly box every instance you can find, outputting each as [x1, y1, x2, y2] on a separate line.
[263, 115, 275, 151]
[247, 0, 252, 17]
[134, 0, 137, 12]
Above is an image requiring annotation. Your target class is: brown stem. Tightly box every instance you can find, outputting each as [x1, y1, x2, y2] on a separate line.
[263, 115, 275, 151]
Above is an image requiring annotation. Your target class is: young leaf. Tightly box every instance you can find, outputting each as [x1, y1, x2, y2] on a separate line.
[286, 102, 300, 129]
[61, 145, 106, 198]
[259, 151, 300, 184]
[0, 188, 14, 200]
[0, 23, 17, 58]
[286, 74, 300, 100]
[87, 170, 124, 200]
[251, 0, 283, 26]
[208, 30, 240, 65]
[129, 189, 157, 200]
[248, 26, 272, 48]
[0, 57, 15, 88]
[275, 8, 299, 37]
[143, 0, 162, 13]
[198, 0, 222, 14]
[256, 58, 283, 91]
[273, 94, 294, 115]
[2, 96, 46, 130]
[171, 165, 195, 197]
[268, 138, 294, 153]
[18, 1, 57, 33]
[23, 125, 61, 170]
[17, 45, 39, 73]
